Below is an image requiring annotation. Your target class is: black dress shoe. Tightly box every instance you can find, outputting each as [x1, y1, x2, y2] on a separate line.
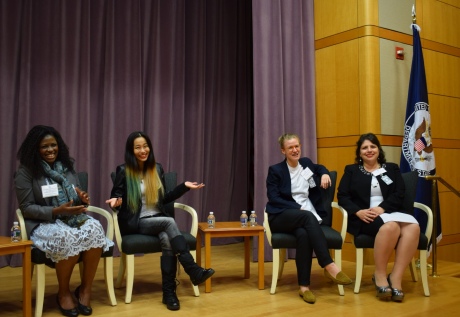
[74, 286, 93, 316]
[56, 296, 79, 317]
[372, 275, 392, 299]
[191, 268, 215, 285]
[387, 274, 405, 302]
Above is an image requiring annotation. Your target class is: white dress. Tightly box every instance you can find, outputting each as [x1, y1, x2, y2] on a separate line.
[370, 175, 418, 225]
[31, 216, 114, 263]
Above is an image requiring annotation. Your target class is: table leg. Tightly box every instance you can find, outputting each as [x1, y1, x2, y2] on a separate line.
[257, 232, 265, 290]
[23, 246, 32, 317]
[244, 236, 250, 279]
[196, 231, 202, 266]
[204, 233, 212, 293]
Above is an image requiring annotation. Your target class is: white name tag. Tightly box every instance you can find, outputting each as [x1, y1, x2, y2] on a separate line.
[41, 184, 59, 198]
[381, 175, 393, 185]
[372, 167, 387, 176]
[301, 167, 316, 188]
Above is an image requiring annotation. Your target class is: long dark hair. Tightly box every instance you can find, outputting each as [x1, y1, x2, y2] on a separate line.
[124, 131, 162, 212]
[355, 133, 386, 164]
[17, 125, 75, 178]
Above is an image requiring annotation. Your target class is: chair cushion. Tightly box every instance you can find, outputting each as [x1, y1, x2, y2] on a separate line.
[121, 231, 196, 255]
[354, 233, 428, 250]
[32, 246, 114, 268]
[271, 226, 343, 250]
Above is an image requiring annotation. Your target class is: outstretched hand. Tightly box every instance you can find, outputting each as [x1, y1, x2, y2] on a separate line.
[53, 201, 88, 216]
[106, 197, 122, 208]
[75, 187, 90, 205]
[185, 181, 205, 190]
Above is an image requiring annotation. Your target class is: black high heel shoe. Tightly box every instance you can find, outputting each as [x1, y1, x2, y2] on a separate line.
[387, 274, 405, 302]
[372, 275, 392, 299]
[56, 296, 79, 317]
[74, 286, 93, 316]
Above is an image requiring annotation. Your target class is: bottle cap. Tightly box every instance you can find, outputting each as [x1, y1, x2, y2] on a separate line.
[242, 211, 246, 214]
[251, 210, 255, 213]
[13, 221, 19, 225]
[210, 212, 214, 215]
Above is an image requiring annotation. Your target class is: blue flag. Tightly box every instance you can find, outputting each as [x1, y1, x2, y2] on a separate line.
[400, 25, 442, 252]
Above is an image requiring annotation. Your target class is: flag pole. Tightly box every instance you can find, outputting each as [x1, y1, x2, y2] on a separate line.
[427, 176, 439, 277]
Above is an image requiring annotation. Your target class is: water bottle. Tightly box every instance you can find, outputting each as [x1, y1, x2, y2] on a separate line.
[11, 221, 22, 242]
[240, 210, 248, 227]
[249, 210, 257, 226]
[207, 211, 215, 228]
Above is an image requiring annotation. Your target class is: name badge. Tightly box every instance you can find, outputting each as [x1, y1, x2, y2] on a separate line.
[381, 175, 393, 185]
[372, 167, 387, 176]
[301, 167, 316, 188]
[42, 184, 59, 198]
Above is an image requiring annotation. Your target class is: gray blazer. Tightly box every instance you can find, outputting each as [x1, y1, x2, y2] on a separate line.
[14, 165, 81, 238]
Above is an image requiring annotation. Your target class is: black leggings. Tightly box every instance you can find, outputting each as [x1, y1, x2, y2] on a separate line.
[268, 209, 333, 286]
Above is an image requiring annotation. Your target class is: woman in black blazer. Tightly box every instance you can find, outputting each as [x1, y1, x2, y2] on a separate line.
[266, 133, 352, 304]
[337, 133, 420, 302]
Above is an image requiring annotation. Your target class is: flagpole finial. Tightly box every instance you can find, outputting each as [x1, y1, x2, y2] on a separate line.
[412, 5, 416, 23]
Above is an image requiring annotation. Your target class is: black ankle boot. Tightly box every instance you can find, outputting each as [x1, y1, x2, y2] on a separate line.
[170, 235, 215, 285]
[161, 256, 180, 311]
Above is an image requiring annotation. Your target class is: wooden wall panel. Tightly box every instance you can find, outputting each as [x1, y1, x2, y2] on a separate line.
[424, 50, 460, 98]
[430, 95, 460, 141]
[359, 36, 381, 134]
[434, 148, 460, 190]
[439, 192, 460, 236]
[421, 0, 460, 48]
[358, 0, 378, 27]
[316, 41, 360, 138]
[314, 0, 358, 40]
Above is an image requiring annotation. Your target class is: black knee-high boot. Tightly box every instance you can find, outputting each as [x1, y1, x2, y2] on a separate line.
[170, 235, 215, 286]
[161, 256, 180, 311]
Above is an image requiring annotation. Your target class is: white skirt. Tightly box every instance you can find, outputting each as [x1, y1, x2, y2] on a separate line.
[31, 216, 114, 263]
[379, 212, 419, 224]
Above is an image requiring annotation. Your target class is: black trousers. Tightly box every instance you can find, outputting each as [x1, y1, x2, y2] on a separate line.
[269, 209, 333, 286]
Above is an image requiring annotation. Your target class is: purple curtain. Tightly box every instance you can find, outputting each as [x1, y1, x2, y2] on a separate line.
[252, 0, 316, 260]
[1, 0, 315, 267]
[0, 0, 253, 267]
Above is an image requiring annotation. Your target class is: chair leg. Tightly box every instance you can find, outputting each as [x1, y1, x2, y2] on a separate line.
[270, 249, 280, 294]
[409, 257, 419, 282]
[125, 254, 134, 303]
[278, 248, 286, 279]
[354, 248, 364, 294]
[115, 253, 126, 289]
[189, 250, 200, 297]
[334, 250, 345, 296]
[35, 264, 45, 317]
[104, 257, 118, 306]
[419, 250, 430, 296]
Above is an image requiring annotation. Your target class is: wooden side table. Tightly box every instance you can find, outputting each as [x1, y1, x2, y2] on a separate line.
[0, 236, 33, 317]
[196, 221, 264, 293]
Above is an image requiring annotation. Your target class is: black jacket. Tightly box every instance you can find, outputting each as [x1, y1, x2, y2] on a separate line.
[110, 163, 189, 235]
[337, 162, 406, 236]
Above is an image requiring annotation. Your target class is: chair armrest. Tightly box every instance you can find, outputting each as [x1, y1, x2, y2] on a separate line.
[110, 208, 123, 253]
[174, 203, 198, 238]
[15, 209, 28, 241]
[331, 202, 348, 244]
[263, 210, 273, 247]
[86, 205, 114, 240]
[414, 202, 433, 241]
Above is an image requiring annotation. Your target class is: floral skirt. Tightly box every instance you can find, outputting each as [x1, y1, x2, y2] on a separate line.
[31, 216, 114, 263]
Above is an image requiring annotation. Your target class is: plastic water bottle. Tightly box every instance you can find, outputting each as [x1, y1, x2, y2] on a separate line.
[240, 211, 248, 227]
[249, 210, 257, 226]
[11, 221, 22, 242]
[207, 211, 215, 228]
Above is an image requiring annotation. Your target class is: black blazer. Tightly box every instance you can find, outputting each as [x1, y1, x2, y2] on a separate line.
[110, 163, 189, 235]
[337, 162, 406, 236]
[265, 157, 329, 218]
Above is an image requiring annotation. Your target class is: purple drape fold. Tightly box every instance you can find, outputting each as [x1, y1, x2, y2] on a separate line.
[252, 0, 316, 261]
